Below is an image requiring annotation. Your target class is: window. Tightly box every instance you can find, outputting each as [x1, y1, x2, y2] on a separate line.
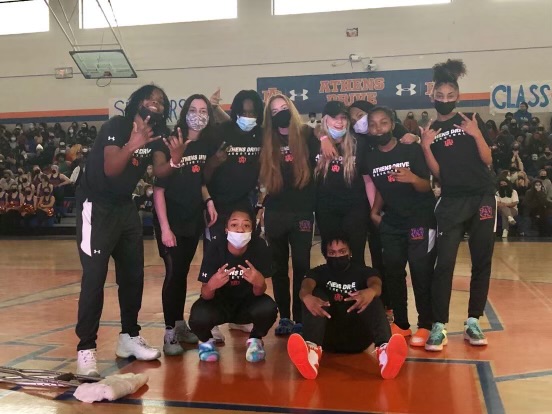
[80, 0, 237, 29]
[0, 0, 49, 36]
[272, 0, 452, 16]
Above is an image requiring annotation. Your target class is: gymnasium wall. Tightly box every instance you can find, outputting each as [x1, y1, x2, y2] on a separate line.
[0, 0, 551, 125]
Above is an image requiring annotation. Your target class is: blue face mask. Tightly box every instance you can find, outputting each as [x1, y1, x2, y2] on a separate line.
[236, 116, 257, 132]
[328, 127, 346, 140]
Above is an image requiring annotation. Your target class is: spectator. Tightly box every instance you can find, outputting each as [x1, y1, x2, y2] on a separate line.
[53, 123, 66, 141]
[89, 125, 97, 141]
[402, 111, 419, 134]
[538, 169, 552, 201]
[514, 171, 530, 235]
[0, 170, 16, 191]
[499, 112, 514, 130]
[496, 178, 519, 238]
[536, 147, 552, 171]
[0, 155, 6, 176]
[4, 182, 22, 233]
[36, 174, 53, 198]
[485, 120, 498, 141]
[136, 184, 154, 224]
[306, 112, 318, 129]
[20, 185, 37, 228]
[508, 118, 520, 137]
[35, 186, 55, 227]
[418, 111, 430, 129]
[514, 101, 532, 125]
[524, 179, 551, 236]
[55, 152, 70, 175]
[142, 164, 154, 186]
[510, 143, 524, 173]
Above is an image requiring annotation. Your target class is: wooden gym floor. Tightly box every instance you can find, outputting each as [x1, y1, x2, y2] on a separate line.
[0, 237, 551, 414]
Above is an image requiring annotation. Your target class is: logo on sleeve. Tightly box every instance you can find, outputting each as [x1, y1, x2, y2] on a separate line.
[479, 206, 494, 220]
[298, 220, 312, 232]
[108, 136, 116, 141]
[410, 227, 425, 240]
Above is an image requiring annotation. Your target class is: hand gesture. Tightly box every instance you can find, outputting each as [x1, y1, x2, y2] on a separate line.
[238, 260, 264, 288]
[206, 199, 218, 227]
[210, 88, 222, 107]
[303, 294, 331, 318]
[207, 264, 233, 290]
[163, 127, 191, 165]
[129, 116, 161, 152]
[454, 112, 481, 137]
[161, 226, 177, 248]
[345, 288, 376, 313]
[399, 133, 419, 144]
[370, 212, 382, 227]
[390, 167, 416, 184]
[419, 123, 442, 148]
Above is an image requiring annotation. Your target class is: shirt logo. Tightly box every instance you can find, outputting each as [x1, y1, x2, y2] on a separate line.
[444, 138, 454, 147]
[191, 165, 201, 173]
[334, 293, 344, 302]
[410, 227, 425, 240]
[131, 158, 139, 167]
[331, 164, 341, 173]
[284, 153, 294, 162]
[94, 250, 101, 254]
[479, 206, 494, 221]
[396, 83, 416, 96]
[238, 156, 247, 164]
[387, 174, 396, 183]
[107, 136, 116, 141]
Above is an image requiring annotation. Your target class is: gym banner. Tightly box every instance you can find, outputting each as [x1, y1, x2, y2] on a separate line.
[490, 81, 552, 113]
[257, 69, 434, 114]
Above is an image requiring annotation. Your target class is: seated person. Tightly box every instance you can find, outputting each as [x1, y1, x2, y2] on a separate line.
[287, 234, 407, 380]
[189, 208, 277, 363]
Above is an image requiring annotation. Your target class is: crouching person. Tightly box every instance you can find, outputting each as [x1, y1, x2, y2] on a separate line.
[189, 208, 277, 362]
[288, 234, 407, 380]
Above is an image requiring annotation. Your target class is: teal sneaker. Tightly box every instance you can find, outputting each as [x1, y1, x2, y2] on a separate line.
[464, 317, 488, 346]
[246, 338, 266, 362]
[198, 340, 219, 362]
[425, 322, 448, 352]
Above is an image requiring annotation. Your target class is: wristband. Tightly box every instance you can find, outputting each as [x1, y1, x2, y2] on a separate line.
[169, 158, 182, 168]
[204, 197, 213, 206]
[320, 135, 329, 141]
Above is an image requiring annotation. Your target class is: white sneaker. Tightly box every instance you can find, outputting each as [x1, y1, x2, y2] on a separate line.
[508, 216, 516, 225]
[77, 349, 100, 376]
[163, 327, 184, 356]
[210, 326, 225, 344]
[502, 229, 508, 238]
[228, 323, 253, 333]
[116, 334, 161, 360]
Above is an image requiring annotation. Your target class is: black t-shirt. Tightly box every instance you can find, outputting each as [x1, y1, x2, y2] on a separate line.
[264, 127, 319, 212]
[155, 138, 215, 235]
[79, 116, 159, 203]
[362, 142, 436, 229]
[306, 263, 379, 309]
[315, 136, 368, 211]
[207, 121, 262, 210]
[198, 237, 272, 302]
[430, 113, 495, 197]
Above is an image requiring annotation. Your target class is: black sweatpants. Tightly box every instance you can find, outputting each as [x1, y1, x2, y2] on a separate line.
[264, 210, 313, 323]
[432, 194, 496, 323]
[316, 204, 368, 266]
[75, 196, 144, 351]
[302, 288, 391, 352]
[153, 215, 202, 328]
[379, 222, 436, 330]
[367, 221, 390, 309]
[189, 294, 278, 342]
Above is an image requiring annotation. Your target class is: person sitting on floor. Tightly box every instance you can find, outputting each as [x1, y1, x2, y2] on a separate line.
[287, 233, 407, 380]
[189, 208, 278, 362]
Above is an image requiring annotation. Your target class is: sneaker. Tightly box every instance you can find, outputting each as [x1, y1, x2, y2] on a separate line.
[464, 317, 488, 346]
[291, 323, 303, 334]
[376, 334, 408, 379]
[275, 318, 295, 336]
[386, 310, 394, 325]
[425, 322, 448, 352]
[228, 323, 253, 333]
[502, 229, 508, 238]
[175, 320, 199, 344]
[76, 349, 100, 376]
[287, 333, 322, 380]
[410, 328, 431, 347]
[116, 334, 161, 360]
[391, 323, 412, 337]
[508, 216, 516, 225]
[198, 339, 219, 362]
[245, 338, 265, 362]
[211, 325, 225, 344]
[163, 327, 184, 356]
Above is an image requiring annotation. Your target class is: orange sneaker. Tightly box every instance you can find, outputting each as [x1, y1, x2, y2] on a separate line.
[287, 333, 322, 380]
[391, 323, 412, 337]
[410, 328, 430, 347]
[376, 334, 408, 379]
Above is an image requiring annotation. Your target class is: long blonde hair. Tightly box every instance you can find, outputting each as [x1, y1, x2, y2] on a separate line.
[314, 115, 357, 186]
[260, 94, 311, 194]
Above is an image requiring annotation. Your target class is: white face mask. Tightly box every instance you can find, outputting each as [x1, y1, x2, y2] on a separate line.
[227, 231, 252, 249]
[146, 190, 153, 196]
[353, 114, 369, 134]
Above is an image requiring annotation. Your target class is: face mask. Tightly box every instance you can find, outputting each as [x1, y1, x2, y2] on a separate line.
[138, 105, 164, 127]
[328, 127, 346, 140]
[272, 109, 291, 129]
[146, 190, 153, 196]
[353, 115, 368, 134]
[372, 131, 393, 147]
[236, 116, 257, 132]
[186, 112, 209, 131]
[434, 100, 457, 116]
[540, 175, 547, 180]
[227, 231, 252, 249]
[10, 143, 16, 149]
[22, 178, 27, 183]
[327, 255, 351, 272]
[68, 128, 74, 134]
[10, 189, 17, 193]
[422, 114, 428, 119]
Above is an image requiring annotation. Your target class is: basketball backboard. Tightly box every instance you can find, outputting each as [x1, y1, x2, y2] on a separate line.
[69, 49, 137, 79]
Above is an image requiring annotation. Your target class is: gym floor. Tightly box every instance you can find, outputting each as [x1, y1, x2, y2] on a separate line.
[0, 238, 550, 414]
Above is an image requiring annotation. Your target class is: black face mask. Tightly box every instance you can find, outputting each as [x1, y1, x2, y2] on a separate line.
[434, 100, 457, 116]
[369, 131, 393, 147]
[540, 175, 548, 180]
[138, 106, 165, 128]
[10, 189, 17, 193]
[272, 109, 291, 129]
[327, 255, 351, 272]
